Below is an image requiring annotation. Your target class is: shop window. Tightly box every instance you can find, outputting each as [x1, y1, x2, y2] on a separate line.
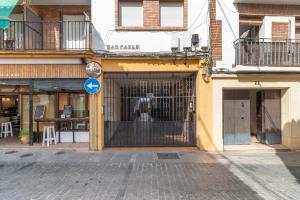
[119, 1, 143, 27]
[22, 94, 56, 132]
[160, 1, 183, 27]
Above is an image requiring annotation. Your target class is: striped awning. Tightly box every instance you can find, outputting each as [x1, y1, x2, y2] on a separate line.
[0, 0, 19, 29]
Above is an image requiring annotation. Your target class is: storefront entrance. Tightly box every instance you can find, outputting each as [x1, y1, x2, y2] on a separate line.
[104, 73, 196, 147]
[0, 80, 89, 149]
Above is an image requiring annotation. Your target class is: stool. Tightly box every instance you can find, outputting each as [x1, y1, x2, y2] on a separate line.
[1, 122, 13, 138]
[42, 126, 57, 147]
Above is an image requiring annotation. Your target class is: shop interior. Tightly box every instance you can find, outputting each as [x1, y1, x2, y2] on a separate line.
[0, 80, 89, 148]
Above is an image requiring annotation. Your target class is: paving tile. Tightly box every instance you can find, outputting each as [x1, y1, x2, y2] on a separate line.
[0, 150, 299, 200]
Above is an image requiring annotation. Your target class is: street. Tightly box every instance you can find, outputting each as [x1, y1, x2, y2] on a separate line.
[0, 150, 299, 200]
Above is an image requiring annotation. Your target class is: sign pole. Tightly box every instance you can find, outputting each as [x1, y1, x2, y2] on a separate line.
[85, 62, 102, 151]
[91, 93, 95, 151]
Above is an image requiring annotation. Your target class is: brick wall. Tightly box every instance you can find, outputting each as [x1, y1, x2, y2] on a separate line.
[210, 0, 222, 66]
[30, 6, 90, 50]
[144, 0, 160, 27]
[272, 22, 289, 41]
[237, 3, 300, 17]
[115, 0, 188, 31]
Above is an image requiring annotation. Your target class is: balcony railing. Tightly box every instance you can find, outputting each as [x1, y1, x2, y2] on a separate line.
[0, 21, 91, 51]
[234, 38, 300, 66]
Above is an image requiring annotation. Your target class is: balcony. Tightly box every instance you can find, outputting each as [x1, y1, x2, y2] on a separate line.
[0, 21, 91, 51]
[234, 38, 300, 66]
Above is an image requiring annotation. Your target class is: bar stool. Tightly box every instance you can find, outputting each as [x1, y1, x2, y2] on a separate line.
[42, 126, 57, 147]
[1, 122, 13, 138]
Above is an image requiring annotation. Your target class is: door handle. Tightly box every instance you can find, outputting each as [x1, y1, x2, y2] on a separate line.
[241, 117, 244, 119]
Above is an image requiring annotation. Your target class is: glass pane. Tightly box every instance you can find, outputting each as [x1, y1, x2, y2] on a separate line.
[21, 94, 55, 132]
[119, 2, 143, 27]
[70, 93, 87, 118]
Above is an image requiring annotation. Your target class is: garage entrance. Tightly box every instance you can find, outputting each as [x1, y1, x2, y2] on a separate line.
[104, 73, 196, 147]
[223, 90, 282, 146]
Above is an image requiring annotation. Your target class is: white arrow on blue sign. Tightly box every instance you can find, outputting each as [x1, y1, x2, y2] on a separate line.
[84, 78, 101, 94]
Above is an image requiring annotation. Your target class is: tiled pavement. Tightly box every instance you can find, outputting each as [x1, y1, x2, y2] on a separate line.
[0, 150, 299, 200]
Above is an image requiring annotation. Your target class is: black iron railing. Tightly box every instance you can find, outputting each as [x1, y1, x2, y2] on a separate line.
[234, 38, 300, 66]
[0, 21, 91, 51]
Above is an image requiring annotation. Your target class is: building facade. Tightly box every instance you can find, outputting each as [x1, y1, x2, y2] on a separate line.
[0, 0, 211, 151]
[210, 0, 300, 150]
[2, 0, 300, 151]
[90, 0, 210, 150]
[0, 0, 92, 146]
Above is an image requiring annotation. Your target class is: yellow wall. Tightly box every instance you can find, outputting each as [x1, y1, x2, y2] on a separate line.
[88, 58, 214, 151]
[196, 73, 214, 150]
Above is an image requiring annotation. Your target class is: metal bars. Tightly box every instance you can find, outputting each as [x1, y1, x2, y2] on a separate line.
[234, 38, 300, 66]
[0, 21, 91, 51]
[104, 73, 196, 147]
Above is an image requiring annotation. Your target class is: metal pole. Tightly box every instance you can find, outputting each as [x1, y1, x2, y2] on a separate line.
[91, 93, 95, 151]
[29, 80, 34, 145]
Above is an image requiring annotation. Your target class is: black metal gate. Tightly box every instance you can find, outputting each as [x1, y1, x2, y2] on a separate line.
[104, 73, 196, 147]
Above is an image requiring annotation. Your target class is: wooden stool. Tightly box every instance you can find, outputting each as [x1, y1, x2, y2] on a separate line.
[42, 126, 57, 147]
[1, 122, 13, 138]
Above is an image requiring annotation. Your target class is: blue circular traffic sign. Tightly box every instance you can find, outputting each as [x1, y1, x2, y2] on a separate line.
[84, 78, 101, 94]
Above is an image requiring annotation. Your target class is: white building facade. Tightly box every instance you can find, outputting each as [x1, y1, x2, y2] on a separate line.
[91, 0, 209, 53]
[211, 0, 300, 151]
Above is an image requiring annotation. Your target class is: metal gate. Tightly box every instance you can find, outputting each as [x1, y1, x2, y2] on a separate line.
[104, 73, 196, 147]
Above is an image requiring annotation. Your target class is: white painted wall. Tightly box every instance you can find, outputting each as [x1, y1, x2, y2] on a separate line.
[216, 0, 239, 68]
[259, 16, 295, 40]
[91, 0, 209, 52]
[215, 0, 297, 68]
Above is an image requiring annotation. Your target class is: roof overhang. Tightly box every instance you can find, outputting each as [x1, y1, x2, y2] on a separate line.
[234, 0, 300, 5]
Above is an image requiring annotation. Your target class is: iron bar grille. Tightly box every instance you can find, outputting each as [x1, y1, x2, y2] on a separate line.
[104, 73, 196, 147]
[0, 21, 91, 51]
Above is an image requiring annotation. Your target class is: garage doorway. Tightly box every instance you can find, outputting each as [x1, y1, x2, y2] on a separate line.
[104, 73, 196, 147]
[223, 90, 282, 146]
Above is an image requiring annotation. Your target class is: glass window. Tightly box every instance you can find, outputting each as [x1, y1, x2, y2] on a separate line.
[119, 1, 143, 27]
[160, 2, 183, 27]
[22, 94, 55, 132]
[70, 93, 88, 118]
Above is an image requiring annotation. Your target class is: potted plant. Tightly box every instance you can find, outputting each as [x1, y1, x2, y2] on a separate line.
[19, 129, 29, 144]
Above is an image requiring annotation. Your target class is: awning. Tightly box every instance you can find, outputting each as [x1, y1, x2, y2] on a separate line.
[0, 0, 19, 29]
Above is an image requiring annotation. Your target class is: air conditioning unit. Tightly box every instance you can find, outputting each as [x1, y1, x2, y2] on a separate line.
[183, 33, 192, 51]
[171, 36, 180, 52]
[200, 39, 209, 51]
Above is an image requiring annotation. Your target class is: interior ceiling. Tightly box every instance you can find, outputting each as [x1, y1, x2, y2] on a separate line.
[234, 0, 300, 5]
[26, 0, 90, 5]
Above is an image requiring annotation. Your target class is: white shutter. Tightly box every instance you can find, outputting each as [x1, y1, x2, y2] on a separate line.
[160, 2, 183, 27]
[119, 2, 143, 27]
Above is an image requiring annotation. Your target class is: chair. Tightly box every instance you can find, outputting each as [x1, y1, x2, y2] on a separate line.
[42, 126, 57, 147]
[0, 122, 13, 138]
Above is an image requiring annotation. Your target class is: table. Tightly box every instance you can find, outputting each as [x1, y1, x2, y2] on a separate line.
[35, 117, 89, 143]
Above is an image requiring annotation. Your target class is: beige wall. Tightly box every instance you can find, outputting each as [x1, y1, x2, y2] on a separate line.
[212, 74, 300, 150]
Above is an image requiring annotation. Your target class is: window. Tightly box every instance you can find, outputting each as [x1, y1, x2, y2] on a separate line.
[160, 1, 183, 27]
[119, 1, 143, 27]
[63, 15, 89, 49]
